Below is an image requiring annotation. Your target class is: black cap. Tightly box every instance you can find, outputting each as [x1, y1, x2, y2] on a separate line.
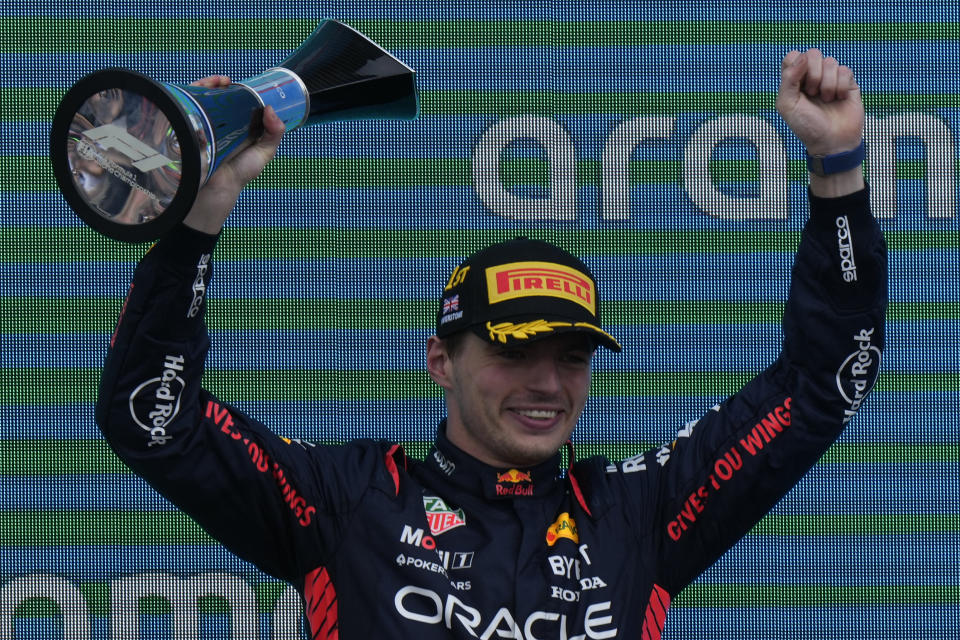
[435, 238, 621, 352]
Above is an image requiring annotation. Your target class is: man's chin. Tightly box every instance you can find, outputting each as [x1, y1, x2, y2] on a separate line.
[501, 432, 570, 466]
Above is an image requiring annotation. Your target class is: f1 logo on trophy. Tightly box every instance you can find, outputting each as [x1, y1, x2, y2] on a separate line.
[49, 19, 418, 243]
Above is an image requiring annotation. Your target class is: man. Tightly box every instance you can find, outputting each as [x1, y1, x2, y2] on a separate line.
[97, 49, 886, 638]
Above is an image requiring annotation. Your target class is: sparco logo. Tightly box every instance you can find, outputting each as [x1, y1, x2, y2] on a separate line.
[128, 354, 186, 446]
[836, 328, 881, 424]
[187, 254, 211, 318]
[835, 215, 858, 282]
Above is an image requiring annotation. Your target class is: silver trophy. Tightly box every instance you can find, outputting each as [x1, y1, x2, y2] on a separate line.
[49, 19, 418, 243]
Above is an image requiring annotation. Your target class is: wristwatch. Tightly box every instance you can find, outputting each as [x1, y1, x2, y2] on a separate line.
[806, 140, 866, 176]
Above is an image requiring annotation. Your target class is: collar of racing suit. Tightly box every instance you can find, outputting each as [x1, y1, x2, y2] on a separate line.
[421, 421, 595, 515]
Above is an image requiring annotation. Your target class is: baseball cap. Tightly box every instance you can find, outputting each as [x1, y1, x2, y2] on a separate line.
[435, 238, 621, 352]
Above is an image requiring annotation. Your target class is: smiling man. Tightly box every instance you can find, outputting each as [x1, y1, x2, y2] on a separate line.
[96, 49, 887, 638]
[428, 238, 618, 468]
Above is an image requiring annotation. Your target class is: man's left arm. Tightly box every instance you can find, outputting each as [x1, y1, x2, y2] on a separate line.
[614, 49, 887, 596]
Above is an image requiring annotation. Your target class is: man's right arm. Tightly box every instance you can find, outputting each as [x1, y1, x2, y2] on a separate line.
[95, 222, 328, 581]
[95, 97, 358, 582]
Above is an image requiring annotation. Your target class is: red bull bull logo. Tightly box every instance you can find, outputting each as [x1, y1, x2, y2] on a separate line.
[495, 469, 534, 496]
[497, 469, 533, 483]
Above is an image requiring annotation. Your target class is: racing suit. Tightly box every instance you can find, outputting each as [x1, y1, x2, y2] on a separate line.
[96, 187, 887, 639]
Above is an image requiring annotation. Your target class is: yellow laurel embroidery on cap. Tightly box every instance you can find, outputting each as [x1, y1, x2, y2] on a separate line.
[486, 320, 572, 343]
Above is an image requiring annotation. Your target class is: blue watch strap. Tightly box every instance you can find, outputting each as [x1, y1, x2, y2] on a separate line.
[806, 139, 866, 176]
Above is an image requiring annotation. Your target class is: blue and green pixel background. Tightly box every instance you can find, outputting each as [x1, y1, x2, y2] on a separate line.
[1, 0, 958, 638]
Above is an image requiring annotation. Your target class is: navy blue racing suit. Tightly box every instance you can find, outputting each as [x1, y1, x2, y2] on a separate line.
[96, 187, 887, 639]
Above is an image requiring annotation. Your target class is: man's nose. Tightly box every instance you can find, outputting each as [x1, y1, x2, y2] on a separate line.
[524, 356, 563, 394]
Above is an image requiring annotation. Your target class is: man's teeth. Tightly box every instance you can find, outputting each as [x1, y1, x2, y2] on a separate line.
[517, 409, 558, 419]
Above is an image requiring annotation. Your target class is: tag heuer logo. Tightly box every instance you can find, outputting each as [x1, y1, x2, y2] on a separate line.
[423, 495, 466, 535]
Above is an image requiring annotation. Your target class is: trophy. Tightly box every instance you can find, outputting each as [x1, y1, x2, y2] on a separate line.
[49, 19, 418, 243]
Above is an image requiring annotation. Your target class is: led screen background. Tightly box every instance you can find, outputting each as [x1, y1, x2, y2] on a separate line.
[2, 0, 958, 638]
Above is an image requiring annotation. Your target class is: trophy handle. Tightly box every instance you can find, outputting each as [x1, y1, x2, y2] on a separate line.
[279, 20, 419, 124]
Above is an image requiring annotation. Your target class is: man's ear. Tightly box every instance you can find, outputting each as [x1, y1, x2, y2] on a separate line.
[426, 336, 454, 389]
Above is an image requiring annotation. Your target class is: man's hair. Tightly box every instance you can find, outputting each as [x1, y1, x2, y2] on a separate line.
[440, 332, 468, 359]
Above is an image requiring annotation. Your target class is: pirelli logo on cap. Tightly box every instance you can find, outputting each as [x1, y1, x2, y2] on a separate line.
[486, 261, 596, 314]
